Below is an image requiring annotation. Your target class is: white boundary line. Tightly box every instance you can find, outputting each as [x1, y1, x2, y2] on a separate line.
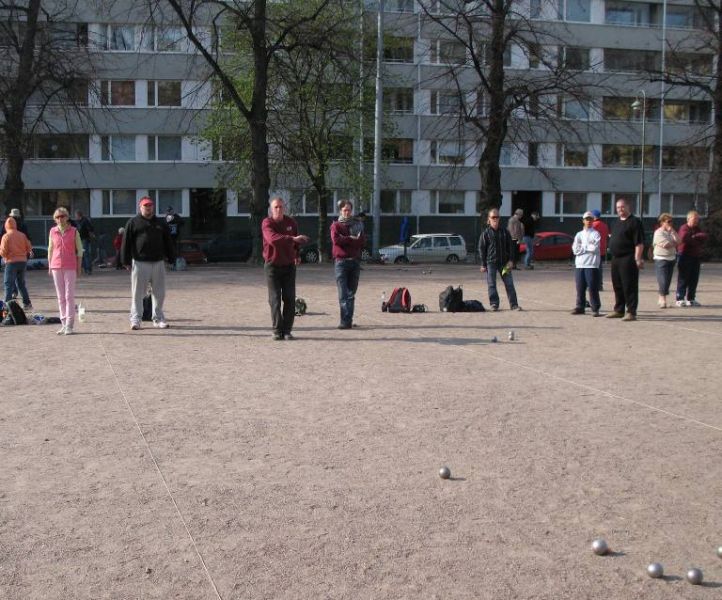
[95, 331, 224, 600]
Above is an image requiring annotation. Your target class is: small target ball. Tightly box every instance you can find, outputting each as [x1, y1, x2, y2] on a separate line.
[508, 330, 515, 341]
[591, 538, 609, 556]
[716, 545, 722, 559]
[439, 466, 451, 479]
[646, 563, 664, 578]
[686, 568, 703, 585]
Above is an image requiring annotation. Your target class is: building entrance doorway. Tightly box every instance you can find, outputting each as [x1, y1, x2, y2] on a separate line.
[511, 190, 542, 217]
[190, 188, 226, 235]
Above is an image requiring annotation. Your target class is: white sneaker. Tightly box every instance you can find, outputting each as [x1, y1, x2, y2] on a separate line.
[684, 300, 693, 307]
[153, 320, 169, 329]
[56, 326, 66, 335]
[675, 300, 685, 308]
[64, 326, 74, 335]
[130, 321, 140, 330]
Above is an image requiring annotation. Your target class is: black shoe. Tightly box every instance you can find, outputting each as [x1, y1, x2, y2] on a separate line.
[571, 308, 585, 315]
[337, 323, 352, 330]
[284, 332, 295, 340]
[592, 311, 601, 317]
[491, 305, 499, 312]
[584, 300, 591, 308]
[272, 333, 284, 341]
[510, 305, 522, 311]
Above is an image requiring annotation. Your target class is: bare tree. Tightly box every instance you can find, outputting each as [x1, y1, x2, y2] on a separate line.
[161, 0, 339, 261]
[417, 0, 599, 216]
[0, 0, 94, 209]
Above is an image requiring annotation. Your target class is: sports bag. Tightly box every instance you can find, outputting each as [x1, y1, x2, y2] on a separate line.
[439, 286, 464, 312]
[383, 287, 412, 313]
[463, 299, 486, 312]
[4, 299, 27, 325]
[142, 294, 153, 321]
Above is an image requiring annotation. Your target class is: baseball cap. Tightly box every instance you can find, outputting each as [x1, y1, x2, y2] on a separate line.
[591, 209, 601, 218]
[9, 208, 21, 217]
[583, 211, 594, 219]
[139, 197, 154, 207]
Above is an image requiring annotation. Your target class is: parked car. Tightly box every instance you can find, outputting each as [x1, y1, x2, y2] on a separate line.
[379, 233, 467, 264]
[176, 240, 207, 264]
[519, 232, 574, 260]
[300, 242, 373, 263]
[201, 234, 252, 262]
[27, 246, 49, 269]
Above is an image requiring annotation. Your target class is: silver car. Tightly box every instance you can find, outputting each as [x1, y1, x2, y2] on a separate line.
[380, 233, 468, 264]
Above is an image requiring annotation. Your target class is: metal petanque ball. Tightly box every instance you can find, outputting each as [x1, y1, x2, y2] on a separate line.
[439, 466, 451, 480]
[591, 539, 609, 556]
[717, 545, 722, 559]
[686, 568, 703, 585]
[646, 563, 664, 578]
[508, 330, 515, 341]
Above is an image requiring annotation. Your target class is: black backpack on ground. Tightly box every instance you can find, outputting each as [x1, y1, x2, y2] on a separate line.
[463, 299, 486, 312]
[439, 286, 465, 312]
[383, 287, 412, 313]
[142, 294, 153, 321]
[3, 299, 27, 325]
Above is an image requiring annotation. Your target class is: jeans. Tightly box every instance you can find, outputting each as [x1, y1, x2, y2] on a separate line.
[51, 269, 76, 327]
[611, 254, 639, 315]
[82, 239, 92, 274]
[265, 263, 296, 335]
[130, 260, 166, 324]
[676, 254, 701, 301]
[575, 268, 600, 312]
[654, 259, 675, 296]
[335, 258, 361, 326]
[485, 262, 518, 308]
[3, 261, 30, 305]
[522, 235, 533, 267]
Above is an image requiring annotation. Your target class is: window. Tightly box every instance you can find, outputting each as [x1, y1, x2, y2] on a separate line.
[667, 52, 713, 76]
[236, 190, 251, 214]
[554, 192, 586, 214]
[41, 22, 88, 48]
[602, 96, 636, 121]
[602, 192, 650, 216]
[662, 146, 709, 170]
[382, 139, 413, 164]
[530, 0, 542, 19]
[660, 193, 707, 216]
[22, 190, 89, 217]
[431, 90, 463, 115]
[528, 142, 538, 166]
[560, 97, 589, 120]
[102, 190, 137, 215]
[154, 27, 185, 52]
[100, 135, 136, 161]
[562, 47, 590, 71]
[108, 25, 137, 51]
[437, 191, 465, 214]
[500, 143, 514, 165]
[431, 141, 465, 165]
[602, 144, 656, 168]
[559, 144, 588, 167]
[430, 39, 466, 65]
[34, 135, 88, 159]
[563, 0, 591, 22]
[604, 49, 660, 72]
[148, 189, 182, 208]
[527, 42, 542, 69]
[385, 0, 414, 12]
[147, 81, 182, 107]
[100, 80, 135, 106]
[380, 190, 412, 214]
[605, 1, 652, 26]
[384, 37, 414, 63]
[148, 136, 182, 161]
[384, 88, 414, 113]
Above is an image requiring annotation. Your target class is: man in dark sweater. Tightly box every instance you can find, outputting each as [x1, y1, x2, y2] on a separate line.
[121, 196, 176, 330]
[607, 197, 644, 321]
[262, 197, 309, 340]
[478, 207, 520, 311]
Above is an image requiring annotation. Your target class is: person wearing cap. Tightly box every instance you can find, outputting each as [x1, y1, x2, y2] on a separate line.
[590, 209, 609, 291]
[1, 208, 31, 242]
[0, 215, 33, 310]
[120, 196, 176, 330]
[164, 206, 183, 254]
[607, 197, 644, 321]
[571, 212, 602, 316]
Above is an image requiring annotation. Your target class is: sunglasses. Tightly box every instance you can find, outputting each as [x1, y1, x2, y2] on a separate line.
[583, 217, 593, 221]
[54, 215, 67, 219]
[489, 216, 500, 219]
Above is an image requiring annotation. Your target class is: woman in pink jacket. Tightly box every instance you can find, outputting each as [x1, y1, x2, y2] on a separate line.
[48, 207, 83, 335]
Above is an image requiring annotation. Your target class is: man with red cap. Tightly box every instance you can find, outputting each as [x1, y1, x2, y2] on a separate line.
[120, 196, 175, 330]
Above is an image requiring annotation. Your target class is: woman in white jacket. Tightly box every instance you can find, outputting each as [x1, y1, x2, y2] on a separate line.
[652, 212, 680, 308]
[571, 211, 602, 316]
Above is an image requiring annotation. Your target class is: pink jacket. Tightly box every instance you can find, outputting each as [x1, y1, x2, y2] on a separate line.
[49, 225, 81, 270]
[0, 217, 32, 263]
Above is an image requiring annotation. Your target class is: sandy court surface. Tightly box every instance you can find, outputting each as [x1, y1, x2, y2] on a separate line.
[2, 261, 721, 599]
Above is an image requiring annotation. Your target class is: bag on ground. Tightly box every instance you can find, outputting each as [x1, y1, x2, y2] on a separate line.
[439, 286, 465, 312]
[295, 297, 307, 316]
[383, 287, 412, 313]
[173, 257, 187, 271]
[4, 299, 27, 325]
[462, 299, 486, 312]
[142, 294, 153, 321]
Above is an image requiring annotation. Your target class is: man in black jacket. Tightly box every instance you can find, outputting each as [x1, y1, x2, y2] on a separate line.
[478, 208, 521, 311]
[606, 197, 644, 321]
[121, 197, 175, 330]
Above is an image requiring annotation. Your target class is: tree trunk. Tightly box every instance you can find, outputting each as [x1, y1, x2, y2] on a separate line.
[313, 173, 330, 260]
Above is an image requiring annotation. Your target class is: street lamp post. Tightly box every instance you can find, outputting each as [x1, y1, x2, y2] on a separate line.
[631, 91, 646, 217]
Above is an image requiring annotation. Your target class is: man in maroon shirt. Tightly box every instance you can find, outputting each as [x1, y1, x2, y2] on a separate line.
[675, 210, 708, 307]
[262, 197, 309, 340]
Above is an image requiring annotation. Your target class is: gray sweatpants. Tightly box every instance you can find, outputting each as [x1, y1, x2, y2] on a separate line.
[130, 260, 166, 324]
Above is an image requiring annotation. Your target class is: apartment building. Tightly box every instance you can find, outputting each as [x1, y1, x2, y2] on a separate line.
[1, 0, 713, 247]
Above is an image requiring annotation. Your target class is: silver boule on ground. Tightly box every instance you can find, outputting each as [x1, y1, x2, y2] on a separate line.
[686, 568, 703, 585]
[591, 539, 609, 556]
[439, 466, 451, 480]
[646, 562, 663, 578]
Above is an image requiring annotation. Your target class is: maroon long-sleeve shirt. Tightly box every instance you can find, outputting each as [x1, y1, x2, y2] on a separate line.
[677, 224, 708, 257]
[262, 215, 300, 265]
[331, 220, 366, 260]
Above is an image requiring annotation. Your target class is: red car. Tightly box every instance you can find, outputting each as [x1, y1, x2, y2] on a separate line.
[519, 232, 574, 260]
[178, 240, 207, 264]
